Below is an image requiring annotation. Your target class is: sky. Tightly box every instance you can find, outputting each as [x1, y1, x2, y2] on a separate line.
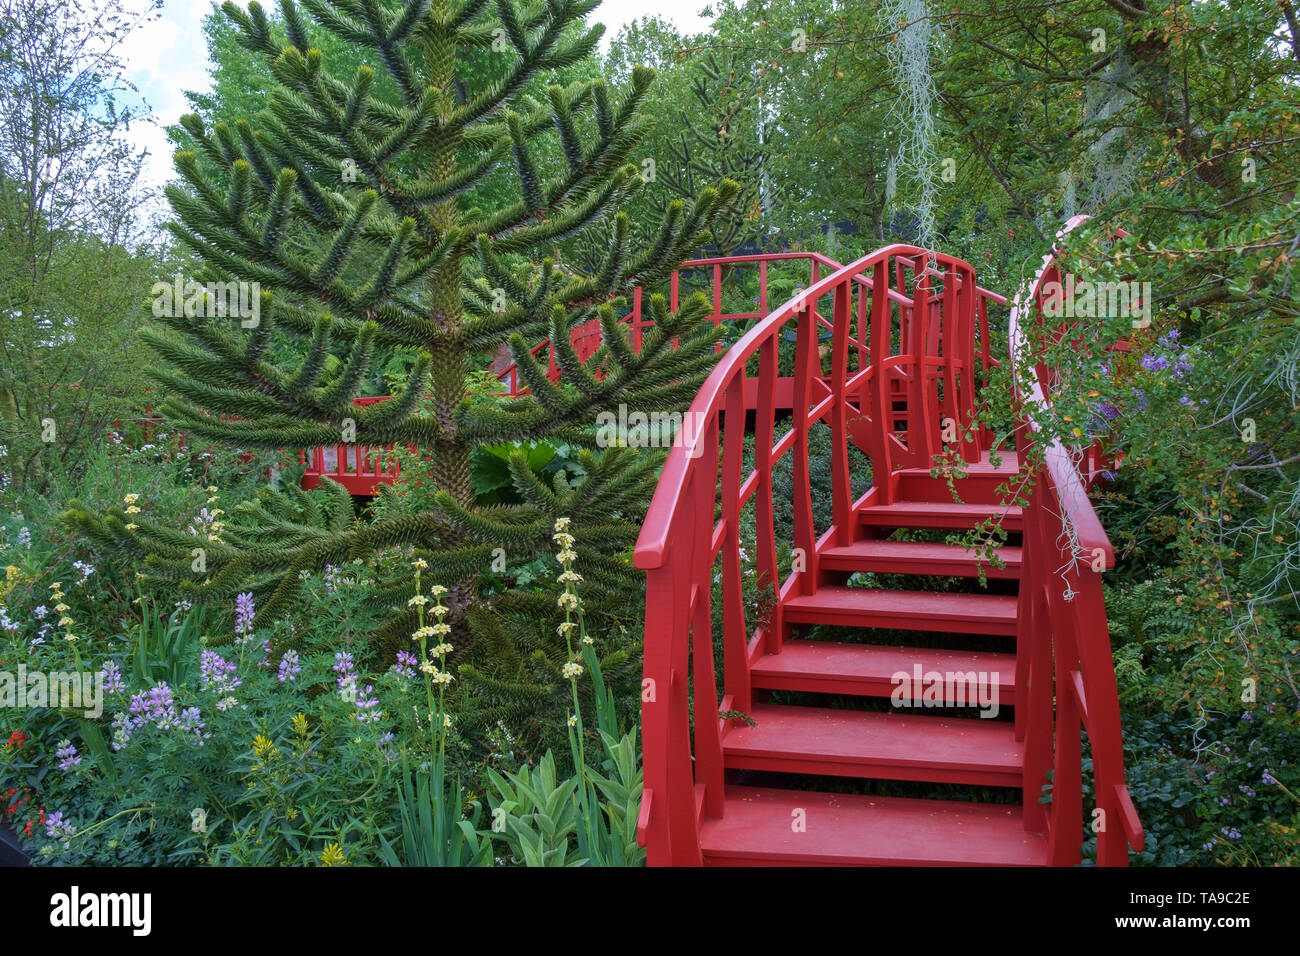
[118, 0, 716, 201]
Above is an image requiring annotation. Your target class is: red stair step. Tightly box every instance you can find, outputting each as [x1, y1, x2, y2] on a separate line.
[819, 539, 1021, 578]
[894, 452, 1022, 504]
[783, 585, 1018, 636]
[700, 786, 1047, 866]
[858, 500, 1023, 531]
[723, 702, 1024, 787]
[750, 639, 1015, 701]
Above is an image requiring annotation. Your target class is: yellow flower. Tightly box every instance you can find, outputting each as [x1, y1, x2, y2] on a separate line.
[252, 734, 277, 761]
[124, 505, 141, 515]
[206, 486, 218, 494]
[320, 842, 349, 867]
[411, 558, 428, 570]
[292, 713, 309, 737]
[4, 566, 19, 581]
[58, 616, 74, 627]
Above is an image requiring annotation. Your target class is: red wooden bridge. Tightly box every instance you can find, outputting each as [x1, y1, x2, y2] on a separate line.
[633, 220, 1144, 866]
[287, 221, 1141, 866]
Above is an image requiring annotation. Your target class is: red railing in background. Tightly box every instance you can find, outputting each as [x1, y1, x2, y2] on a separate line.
[1010, 216, 1144, 866]
[298, 395, 412, 494]
[631, 245, 1006, 865]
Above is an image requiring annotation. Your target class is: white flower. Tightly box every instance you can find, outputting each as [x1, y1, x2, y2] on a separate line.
[562, 661, 584, 679]
[191, 808, 208, 834]
[408, 595, 429, 607]
[431, 604, 448, 618]
[430, 585, 448, 597]
[582, 636, 593, 646]
[558, 592, 580, 611]
[411, 558, 428, 570]
[412, 625, 436, 641]
[554, 517, 571, 532]
[123, 493, 140, 505]
[431, 622, 451, 636]
[557, 621, 578, 637]
[557, 570, 582, 584]
[568, 714, 578, 727]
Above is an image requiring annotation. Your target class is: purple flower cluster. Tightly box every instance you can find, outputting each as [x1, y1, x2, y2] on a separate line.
[234, 592, 255, 638]
[355, 684, 381, 723]
[55, 740, 81, 772]
[332, 652, 358, 702]
[98, 660, 125, 695]
[199, 650, 241, 696]
[332, 651, 380, 723]
[45, 810, 75, 845]
[111, 682, 210, 750]
[277, 649, 302, 684]
[392, 650, 417, 680]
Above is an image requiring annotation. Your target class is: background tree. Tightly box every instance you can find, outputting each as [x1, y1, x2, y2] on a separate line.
[0, 0, 163, 494]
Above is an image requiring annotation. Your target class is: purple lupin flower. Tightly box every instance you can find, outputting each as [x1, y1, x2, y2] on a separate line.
[392, 650, 417, 680]
[277, 649, 302, 684]
[199, 650, 242, 695]
[98, 660, 125, 695]
[55, 740, 81, 772]
[234, 592, 255, 637]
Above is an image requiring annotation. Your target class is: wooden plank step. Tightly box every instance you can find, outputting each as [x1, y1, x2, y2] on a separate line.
[783, 585, 1018, 636]
[723, 702, 1023, 787]
[819, 539, 1021, 579]
[750, 639, 1015, 701]
[858, 500, 1023, 531]
[700, 786, 1047, 866]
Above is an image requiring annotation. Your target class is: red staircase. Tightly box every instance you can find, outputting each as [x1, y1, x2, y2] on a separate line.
[634, 228, 1144, 866]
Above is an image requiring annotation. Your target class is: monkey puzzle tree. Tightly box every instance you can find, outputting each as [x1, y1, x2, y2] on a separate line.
[66, 0, 736, 661]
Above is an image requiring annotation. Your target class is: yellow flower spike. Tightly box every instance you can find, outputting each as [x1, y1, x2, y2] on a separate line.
[320, 843, 349, 867]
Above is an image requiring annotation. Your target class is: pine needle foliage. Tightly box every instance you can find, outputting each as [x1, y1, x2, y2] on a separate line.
[64, 0, 738, 710]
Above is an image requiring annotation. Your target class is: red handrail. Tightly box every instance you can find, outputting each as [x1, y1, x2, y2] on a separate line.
[1009, 215, 1144, 865]
[632, 244, 1004, 864]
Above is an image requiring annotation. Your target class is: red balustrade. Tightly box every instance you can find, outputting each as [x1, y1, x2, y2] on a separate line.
[1010, 216, 1145, 866]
